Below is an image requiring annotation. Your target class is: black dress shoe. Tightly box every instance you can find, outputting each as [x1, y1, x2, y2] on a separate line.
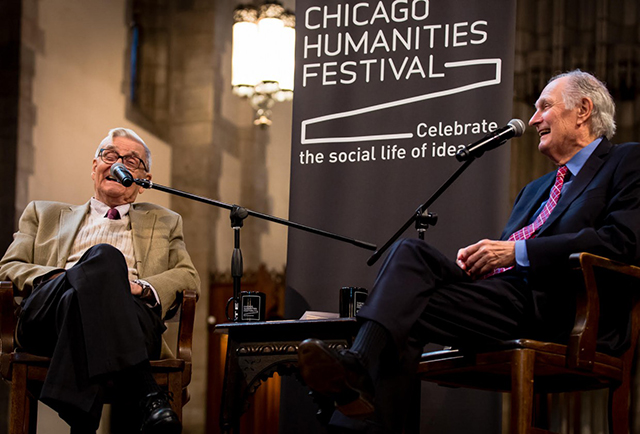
[298, 339, 375, 418]
[140, 391, 181, 434]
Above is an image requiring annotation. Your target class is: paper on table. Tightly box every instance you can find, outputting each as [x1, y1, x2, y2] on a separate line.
[299, 311, 340, 320]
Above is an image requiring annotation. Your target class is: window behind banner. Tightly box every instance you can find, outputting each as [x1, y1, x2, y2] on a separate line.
[125, 0, 170, 140]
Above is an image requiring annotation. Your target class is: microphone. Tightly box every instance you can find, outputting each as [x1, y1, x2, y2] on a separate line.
[456, 119, 526, 162]
[110, 162, 134, 187]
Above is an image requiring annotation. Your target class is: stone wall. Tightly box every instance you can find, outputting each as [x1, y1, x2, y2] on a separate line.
[4, 0, 636, 433]
[512, 0, 640, 203]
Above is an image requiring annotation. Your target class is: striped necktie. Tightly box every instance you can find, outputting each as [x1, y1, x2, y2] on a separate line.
[487, 165, 568, 276]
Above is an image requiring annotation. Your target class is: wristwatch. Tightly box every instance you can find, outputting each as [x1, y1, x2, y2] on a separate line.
[133, 279, 158, 306]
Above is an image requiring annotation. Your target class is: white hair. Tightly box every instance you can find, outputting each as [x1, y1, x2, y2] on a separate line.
[95, 127, 152, 171]
[549, 70, 617, 139]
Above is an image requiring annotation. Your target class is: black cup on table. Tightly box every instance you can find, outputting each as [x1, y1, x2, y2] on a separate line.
[339, 286, 368, 318]
[226, 291, 266, 321]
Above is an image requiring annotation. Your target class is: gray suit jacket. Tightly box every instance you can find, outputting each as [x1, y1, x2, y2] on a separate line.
[0, 200, 201, 319]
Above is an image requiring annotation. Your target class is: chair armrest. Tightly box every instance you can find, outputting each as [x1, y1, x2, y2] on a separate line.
[568, 253, 640, 370]
[176, 289, 197, 363]
[0, 281, 18, 380]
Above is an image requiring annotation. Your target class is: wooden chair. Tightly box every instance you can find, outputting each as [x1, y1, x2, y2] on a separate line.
[0, 280, 197, 434]
[417, 252, 640, 433]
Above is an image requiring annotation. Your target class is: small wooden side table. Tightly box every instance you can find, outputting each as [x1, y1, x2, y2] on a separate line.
[215, 317, 359, 433]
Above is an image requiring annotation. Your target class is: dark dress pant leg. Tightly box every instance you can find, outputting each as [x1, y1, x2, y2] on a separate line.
[351, 238, 533, 433]
[17, 244, 166, 427]
[358, 238, 532, 352]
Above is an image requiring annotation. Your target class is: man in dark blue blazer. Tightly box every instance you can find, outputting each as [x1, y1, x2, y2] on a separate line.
[298, 70, 640, 433]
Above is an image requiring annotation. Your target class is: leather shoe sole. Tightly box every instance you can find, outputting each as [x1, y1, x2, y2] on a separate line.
[298, 338, 374, 418]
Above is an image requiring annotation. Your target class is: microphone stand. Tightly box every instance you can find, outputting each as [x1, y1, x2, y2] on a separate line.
[132, 178, 377, 321]
[367, 157, 476, 266]
[367, 122, 524, 266]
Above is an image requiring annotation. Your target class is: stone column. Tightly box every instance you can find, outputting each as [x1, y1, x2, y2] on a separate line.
[166, 1, 217, 431]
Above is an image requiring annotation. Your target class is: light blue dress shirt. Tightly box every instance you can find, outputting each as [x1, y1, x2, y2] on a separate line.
[514, 137, 602, 268]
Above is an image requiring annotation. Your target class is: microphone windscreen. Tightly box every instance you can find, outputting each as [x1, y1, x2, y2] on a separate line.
[110, 162, 133, 187]
[508, 119, 526, 137]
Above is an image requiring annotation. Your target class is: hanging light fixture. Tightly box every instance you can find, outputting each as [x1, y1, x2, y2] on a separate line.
[232, 1, 295, 126]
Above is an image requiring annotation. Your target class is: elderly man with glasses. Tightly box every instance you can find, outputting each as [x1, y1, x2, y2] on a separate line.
[0, 128, 200, 434]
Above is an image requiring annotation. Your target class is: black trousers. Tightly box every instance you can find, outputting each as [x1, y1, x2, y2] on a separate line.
[17, 244, 166, 427]
[349, 238, 542, 433]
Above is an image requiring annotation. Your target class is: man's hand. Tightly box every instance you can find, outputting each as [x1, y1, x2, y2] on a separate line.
[456, 239, 516, 278]
[130, 280, 143, 296]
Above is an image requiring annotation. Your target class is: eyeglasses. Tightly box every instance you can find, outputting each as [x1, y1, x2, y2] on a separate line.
[99, 148, 148, 172]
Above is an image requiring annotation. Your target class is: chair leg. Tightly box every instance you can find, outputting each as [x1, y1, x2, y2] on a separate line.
[533, 393, 550, 430]
[28, 394, 38, 434]
[572, 392, 582, 434]
[510, 349, 535, 434]
[166, 372, 183, 422]
[608, 384, 629, 434]
[10, 364, 30, 434]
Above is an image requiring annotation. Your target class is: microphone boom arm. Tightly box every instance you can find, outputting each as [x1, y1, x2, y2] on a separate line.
[367, 157, 476, 266]
[133, 178, 377, 251]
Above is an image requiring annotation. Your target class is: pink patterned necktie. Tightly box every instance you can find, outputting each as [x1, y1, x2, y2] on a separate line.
[487, 165, 568, 276]
[106, 208, 121, 220]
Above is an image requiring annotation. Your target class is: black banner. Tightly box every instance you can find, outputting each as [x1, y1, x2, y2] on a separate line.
[282, 1, 517, 432]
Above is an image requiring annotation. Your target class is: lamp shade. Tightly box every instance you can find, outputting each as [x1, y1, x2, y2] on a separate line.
[232, 20, 259, 90]
[256, 17, 285, 85]
[231, 2, 295, 125]
[278, 21, 295, 92]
